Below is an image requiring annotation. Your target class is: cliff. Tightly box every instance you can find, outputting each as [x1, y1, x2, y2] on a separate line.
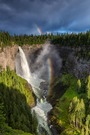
[0, 45, 18, 70]
[0, 44, 42, 70]
[0, 44, 90, 79]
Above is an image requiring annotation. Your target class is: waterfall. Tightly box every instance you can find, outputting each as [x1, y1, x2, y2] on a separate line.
[15, 46, 53, 135]
[16, 46, 45, 99]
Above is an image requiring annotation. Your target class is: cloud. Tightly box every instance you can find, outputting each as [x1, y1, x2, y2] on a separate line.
[0, 0, 90, 34]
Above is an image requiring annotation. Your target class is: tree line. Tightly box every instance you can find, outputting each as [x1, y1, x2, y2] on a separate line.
[0, 30, 90, 47]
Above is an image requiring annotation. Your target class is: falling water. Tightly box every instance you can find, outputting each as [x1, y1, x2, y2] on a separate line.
[16, 46, 45, 99]
[15, 46, 53, 135]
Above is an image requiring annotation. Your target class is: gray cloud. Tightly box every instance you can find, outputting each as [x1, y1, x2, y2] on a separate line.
[0, 0, 90, 34]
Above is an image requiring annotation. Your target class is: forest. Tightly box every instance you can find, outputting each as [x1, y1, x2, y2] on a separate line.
[50, 74, 90, 135]
[0, 30, 90, 47]
[0, 67, 37, 135]
[0, 30, 90, 135]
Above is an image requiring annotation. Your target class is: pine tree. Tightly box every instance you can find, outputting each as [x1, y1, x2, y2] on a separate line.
[69, 97, 85, 129]
[77, 79, 81, 92]
[0, 101, 6, 132]
[85, 115, 90, 135]
[86, 75, 90, 99]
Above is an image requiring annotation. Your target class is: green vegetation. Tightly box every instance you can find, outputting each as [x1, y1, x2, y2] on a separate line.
[0, 30, 90, 134]
[0, 30, 90, 48]
[51, 74, 79, 127]
[51, 74, 90, 135]
[0, 30, 90, 60]
[86, 75, 90, 99]
[0, 123, 33, 135]
[0, 67, 36, 135]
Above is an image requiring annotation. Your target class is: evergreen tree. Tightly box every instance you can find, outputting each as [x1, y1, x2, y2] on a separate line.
[86, 75, 90, 99]
[85, 115, 90, 135]
[69, 97, 85, 129]
[77, 79, 81, 89]
[0, 68, 35, 133]
[0, 98, 6, 133]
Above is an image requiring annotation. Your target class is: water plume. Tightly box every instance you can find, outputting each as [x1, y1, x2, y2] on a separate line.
[30, 43, 62, 97]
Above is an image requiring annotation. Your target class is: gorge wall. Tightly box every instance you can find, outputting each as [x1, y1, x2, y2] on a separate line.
[0, 45, 42, 70]
[0, 44, 90, 79]
[0, 45, 18, 70]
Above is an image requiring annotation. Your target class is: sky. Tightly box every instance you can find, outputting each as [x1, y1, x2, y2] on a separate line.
[0, 0, 90, 35]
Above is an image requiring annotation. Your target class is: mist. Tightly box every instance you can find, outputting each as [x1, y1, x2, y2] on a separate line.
[28, 43, 62, 81]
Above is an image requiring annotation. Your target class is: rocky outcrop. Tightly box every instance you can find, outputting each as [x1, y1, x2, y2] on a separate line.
[0, 45, 18, 70]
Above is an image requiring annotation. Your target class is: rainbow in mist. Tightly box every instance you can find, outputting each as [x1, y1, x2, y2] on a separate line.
[35, 24, 42, 35]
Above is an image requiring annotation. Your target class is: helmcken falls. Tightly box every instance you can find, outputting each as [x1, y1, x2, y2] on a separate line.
[15, 44, 62, 135]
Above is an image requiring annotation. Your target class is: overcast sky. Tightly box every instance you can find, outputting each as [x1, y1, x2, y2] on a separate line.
[0, 0, 90, 35]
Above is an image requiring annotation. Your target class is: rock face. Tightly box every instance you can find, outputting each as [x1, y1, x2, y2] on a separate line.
[0, 45, 42, 70]
[0, 46, 19, 70]
[57, 46, 90, 78]
[0, 44, 90, 79]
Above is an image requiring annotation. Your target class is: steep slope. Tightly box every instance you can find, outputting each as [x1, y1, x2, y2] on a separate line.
[0, 68, 36, 135]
